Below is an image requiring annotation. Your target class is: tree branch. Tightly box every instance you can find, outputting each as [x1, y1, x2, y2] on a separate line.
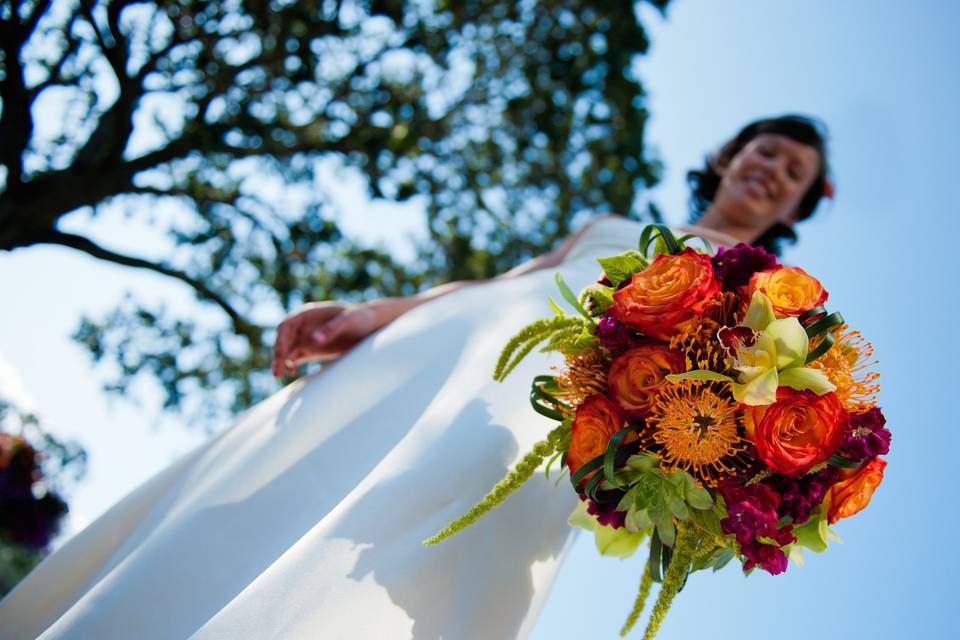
[37, 230, 260, 340]
[21, 0, 52, 41]
[0, 8, 33, 190]
[26, 12, 84, 104]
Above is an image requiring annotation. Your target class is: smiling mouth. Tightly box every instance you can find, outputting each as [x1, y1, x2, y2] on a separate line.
[743, 176, 774, 200]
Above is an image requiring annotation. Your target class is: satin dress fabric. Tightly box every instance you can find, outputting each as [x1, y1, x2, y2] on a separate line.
[0, 216, 651, 640]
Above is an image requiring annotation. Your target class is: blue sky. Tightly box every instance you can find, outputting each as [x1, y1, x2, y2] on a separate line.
[1, 0, 957, 637]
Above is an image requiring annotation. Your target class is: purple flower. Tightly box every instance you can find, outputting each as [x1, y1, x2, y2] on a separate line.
[596, 313, 637, 356]
[710, 243, 779, 291]
[716, 480, 796, 575]
[741, 533, 794, 575]
[764, 467, 840, 525]
[717, 482, 781, 545]
[581, 494, 627, 529]
[841, 407, 891, 461]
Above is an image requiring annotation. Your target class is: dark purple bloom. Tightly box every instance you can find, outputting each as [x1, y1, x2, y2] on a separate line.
[596, 313, 637, 356]
[841, 407, 891, 461]
[580, 494, 627, 529]
[741, 533, 794, 575]
[716, 481, 781, 545]
[764, 467, 840, 525]
[710, 243, 779, 291]
[716, 480, 796, 575]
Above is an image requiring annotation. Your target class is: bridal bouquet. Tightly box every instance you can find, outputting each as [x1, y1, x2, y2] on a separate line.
[423, 225, 889, 638]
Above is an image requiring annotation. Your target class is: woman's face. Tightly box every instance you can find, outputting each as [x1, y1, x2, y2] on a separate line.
[712, 133, 822, 230]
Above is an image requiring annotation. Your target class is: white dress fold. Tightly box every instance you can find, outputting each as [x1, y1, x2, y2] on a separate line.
[0, 216, 649, 640]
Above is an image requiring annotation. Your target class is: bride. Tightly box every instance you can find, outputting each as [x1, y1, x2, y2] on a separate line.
[0, 114, 832, 639]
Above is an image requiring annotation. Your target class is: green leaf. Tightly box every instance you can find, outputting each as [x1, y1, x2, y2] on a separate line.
[804, 311, 845, 340]
[676, 233, 713, 254]
[666, 370, 734, 384]
[828, 453, 862, 469]
[805, 331, 836, 364]
[580, 284, 615, 313]
[594, 523, 648, 558]
[567, 500, 596, 532]
[690, 505, 723, 537]
[709, 547, 736, 571]
[597, 251, 648, 287]
[617, 485, 640, 512]
[548, 297, 566, 316]
[787, 544, 805, 567]
[686, 484, 714, 511]
[626, 506, 654, 533]
[792, 510, 831, 553]
[654, 514, 676, 547]
[666, 492, 689, 520]
[543, 449, 564, 480]
[625, 452, 660, 473]
[647, 529, 663, 583]
[603, 429, 635, 488]
[554, 272, 592, 321]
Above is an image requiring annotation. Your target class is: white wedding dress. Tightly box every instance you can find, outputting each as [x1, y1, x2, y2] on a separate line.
[0, 216, 650, 640]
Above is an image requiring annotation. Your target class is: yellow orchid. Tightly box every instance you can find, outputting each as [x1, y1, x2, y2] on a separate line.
[666, 292, 835, 406]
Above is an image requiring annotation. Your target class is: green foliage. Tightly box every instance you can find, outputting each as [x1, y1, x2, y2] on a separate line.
[580, 283, 616, 315]
[613, 454, 715, 548]
[555, 272, 594, 321]
[543, 418, 572, 480]
[568, 500, 649, 558]
[640, 521, 698, 640]
[1, 0, 668, 427]
[791, 505, 840, 555]
[620, 566, 654, 638]
[493, 315, 590, 382]
[598, 251, 649, 288]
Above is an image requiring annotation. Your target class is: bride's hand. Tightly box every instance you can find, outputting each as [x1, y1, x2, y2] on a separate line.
[271, 299, 404, 378]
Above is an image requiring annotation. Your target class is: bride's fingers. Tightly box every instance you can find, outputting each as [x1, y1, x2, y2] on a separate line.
[312, 312, 349, 345]
[316, 307, 375, 345]
[272, 341, 288, 378]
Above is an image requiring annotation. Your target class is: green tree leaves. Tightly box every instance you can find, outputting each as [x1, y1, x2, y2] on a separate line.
[2, 1, 667, 427]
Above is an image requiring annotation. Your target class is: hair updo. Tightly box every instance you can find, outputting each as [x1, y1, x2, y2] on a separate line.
[686, 114, 832, 256]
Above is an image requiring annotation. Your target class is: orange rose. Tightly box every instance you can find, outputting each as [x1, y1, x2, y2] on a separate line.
[607, 345, 685, 419]
[827, 457, 886, 524]
[744, 388, 846, 476]
[747, 266, 828, 317]
[567, 395, 627, 482]
[609, 249, 721, 340]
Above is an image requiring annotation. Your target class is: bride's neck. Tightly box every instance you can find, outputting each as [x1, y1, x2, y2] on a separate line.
[676, 220, 743, 250]
[689, 206, 763, 247]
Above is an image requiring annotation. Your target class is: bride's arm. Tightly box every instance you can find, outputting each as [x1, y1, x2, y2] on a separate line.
[379, 213, 612, 313]
[273, 215, 611, 376]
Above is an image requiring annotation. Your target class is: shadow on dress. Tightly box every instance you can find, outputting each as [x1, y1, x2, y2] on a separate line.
[324, 398, 576, 640]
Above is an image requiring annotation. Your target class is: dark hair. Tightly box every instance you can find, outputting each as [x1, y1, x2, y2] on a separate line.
[686, 114, 832, 256]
